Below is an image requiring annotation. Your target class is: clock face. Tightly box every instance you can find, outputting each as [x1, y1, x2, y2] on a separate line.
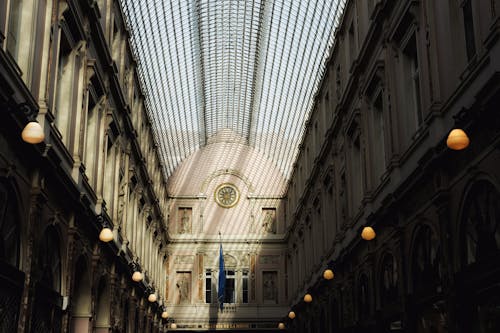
[215, 183, 239, 208]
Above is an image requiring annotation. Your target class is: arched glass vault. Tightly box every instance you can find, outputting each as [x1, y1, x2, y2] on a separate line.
[120, 0, 347, 180]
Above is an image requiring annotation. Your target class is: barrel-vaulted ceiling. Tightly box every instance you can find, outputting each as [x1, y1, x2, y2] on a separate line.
[120, 0, 347, 180]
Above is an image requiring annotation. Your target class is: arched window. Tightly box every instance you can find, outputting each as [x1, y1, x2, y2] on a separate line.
[412, 225, 441, 294]
[71, 256, 92, 332]
[95, 277, 111, 330]
[380, 253, 399, 305]
[358, 274, 370, 319]
[330, 296, 341, 330]
[461, 181, 500, 266]
[38, 226, 61, 292]
[31, 226, 62, 332]
[0, 181, 20, 267]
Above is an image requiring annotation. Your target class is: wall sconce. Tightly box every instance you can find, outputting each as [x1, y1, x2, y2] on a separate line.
[98, 217, 113, 242]
[130, 262, 143, 282]
[361, 226, 376, 241]
[148, 292, 157, 303]
[447, 128, 470, 150]
[288, 311, 296, 319]
[146, 287, 157, 303]
[304, 293, 312, 303]
[170, 323, 177, 330]
[323, 269, 334, 280]
[278, 322, 285, 329]
[21, 121, 44, 144]
[160, 305, 168, 319]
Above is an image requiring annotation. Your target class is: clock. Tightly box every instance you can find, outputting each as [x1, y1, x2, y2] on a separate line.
[215, 183, 239, 208]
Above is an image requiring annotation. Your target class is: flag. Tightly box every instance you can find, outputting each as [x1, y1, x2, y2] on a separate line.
[218, 243, 226, 310]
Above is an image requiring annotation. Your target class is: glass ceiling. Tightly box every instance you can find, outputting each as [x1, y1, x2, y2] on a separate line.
[120, 0, 347, 180]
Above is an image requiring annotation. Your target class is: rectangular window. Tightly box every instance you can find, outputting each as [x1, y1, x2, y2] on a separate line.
[55, 32, 74, 143]
[349, 22, 356, 62]
[349, 133, 363, 214]
[6, 0, 21, 57]
[242, 270, 249, 304]
[400, 33, 422, 141]
[371, 92, 386, 181]
[205, 270, 211, 303]
[224, 270, 235, 303]
[463, 0, 476, 61]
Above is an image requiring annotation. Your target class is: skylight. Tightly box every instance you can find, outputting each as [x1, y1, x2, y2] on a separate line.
[120, 0, 347, 180]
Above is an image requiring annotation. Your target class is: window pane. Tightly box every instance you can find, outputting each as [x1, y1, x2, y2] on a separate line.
[242, 271, 248, 304]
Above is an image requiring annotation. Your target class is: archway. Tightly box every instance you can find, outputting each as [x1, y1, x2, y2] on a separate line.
[94, 276, 111, 332]
[30, 225, 63, 332]
[0, 180, 23, 331]
[456, 180, 500, 332]
[71, 255, 92, 332]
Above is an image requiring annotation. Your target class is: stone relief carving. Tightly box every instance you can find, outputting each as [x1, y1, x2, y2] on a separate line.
[174, 255, 195, 265]
[176, 272, 191, 304]
[262, 271, 278, 303]
[262, 208, 276, 234]
[178, 207, 192, 234]
[259, 255, 280, 265]
[240, 253, 250, 266]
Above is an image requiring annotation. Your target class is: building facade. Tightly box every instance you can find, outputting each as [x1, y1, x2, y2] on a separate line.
[1, 0, 499, 332]
[1, 0, 170, 331]
[285, 0, 500, 332]
[163, 131, 289, 330]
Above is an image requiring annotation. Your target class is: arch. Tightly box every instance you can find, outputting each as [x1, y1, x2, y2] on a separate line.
[458, 179, 500, 267]
[409, 223, 441, 295]
[329, 294, 341, 331]
[122, 298, 131, 333]
[94, 276, 111, 332]
[38, 225, 62, 292]
[30, 225, 63, 331]
[71, 255, 92, 332]
[223, 254, 238, 268]
[0, 178, 21, 267]
[201, 169, 255, 194]
[378, 252, 399, 306]
[319, 308, 327, 333]
[357, 273, 371, 319]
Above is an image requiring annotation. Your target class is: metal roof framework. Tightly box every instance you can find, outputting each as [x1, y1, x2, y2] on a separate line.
[120, 0, 347, 181]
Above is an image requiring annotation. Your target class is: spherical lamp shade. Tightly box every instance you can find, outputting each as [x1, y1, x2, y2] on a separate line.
[21, 122, 44, 144]
[161, 311, 169, 319]
[170, 323, 177, 330]
[361, 226, 376, 241]
[447, 129, 470, 150]
[304, 294, 313, 303]
[132, 271, 143, 282]
[278, 322, 286, 330]
[148, 293, 157, 303]
[288, 311, 296, 319]
[99, 227, 114, 242]
[323, 269, 334, 280]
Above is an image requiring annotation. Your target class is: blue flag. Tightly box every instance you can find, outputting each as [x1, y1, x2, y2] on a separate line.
[218, 243, 226, 310]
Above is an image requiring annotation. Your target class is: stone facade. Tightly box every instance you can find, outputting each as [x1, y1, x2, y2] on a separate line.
[0, 0, 169, 331]
[285, 0, 500, 332]
[1, 0, 500, 332]
[164, 133, 289, 330]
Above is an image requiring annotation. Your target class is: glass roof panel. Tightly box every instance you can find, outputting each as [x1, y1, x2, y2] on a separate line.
[120, 0, 347, 180]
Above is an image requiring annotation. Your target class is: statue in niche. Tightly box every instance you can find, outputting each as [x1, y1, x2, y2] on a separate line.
[176, 272, 191, 304]
[117, 176, 126, 226]
[178, 208, 192, 234]
[262, 209, 276, 234]
[262, 271, 278, 303]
